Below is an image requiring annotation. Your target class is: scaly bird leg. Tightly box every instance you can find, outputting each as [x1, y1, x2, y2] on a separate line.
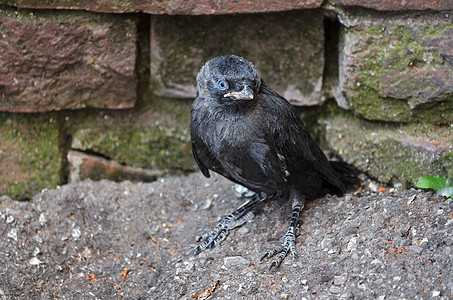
[193, 192, 268, 255]
[261, 194, 305, 271]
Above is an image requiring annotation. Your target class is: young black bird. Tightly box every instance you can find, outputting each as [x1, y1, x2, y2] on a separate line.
[190, 55, 346, 270]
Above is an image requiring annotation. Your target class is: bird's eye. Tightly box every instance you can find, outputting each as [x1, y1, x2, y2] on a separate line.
[218, 80, 227, 90]
[254, 80, 260, 88]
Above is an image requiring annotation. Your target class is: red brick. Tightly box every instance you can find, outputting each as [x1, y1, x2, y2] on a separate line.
[0, 9, 137, 112]
[151, 12, 325, 106]
[336, 0, 453, 11]
[68, 150, 164, 183]
[4, 0, 322, 14]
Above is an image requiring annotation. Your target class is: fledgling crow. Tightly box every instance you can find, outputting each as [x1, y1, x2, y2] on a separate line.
[190, 55, 347, 270]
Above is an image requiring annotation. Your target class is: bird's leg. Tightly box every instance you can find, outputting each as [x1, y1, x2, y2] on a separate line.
[193, 192, 268, 255]
[261, 193, 305, 271]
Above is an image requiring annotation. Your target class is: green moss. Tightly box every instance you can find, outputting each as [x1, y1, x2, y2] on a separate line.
[439, 151, 453, 180]
[349, 88, 412, 122]
[344, 23, 453, 123]
[0, 113, 61, 200]
[323, 115, 452, 187]
[69, 95, 194, 177]
[73, 124, 192, 171]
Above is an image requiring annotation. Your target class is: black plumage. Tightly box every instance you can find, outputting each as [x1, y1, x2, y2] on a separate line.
[190, 55, 347, 270]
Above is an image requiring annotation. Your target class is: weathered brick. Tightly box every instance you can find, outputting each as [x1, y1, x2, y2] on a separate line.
[0, 8, 137, 112]
[4, 0, 322, 14]
[0, 113, 61, 200]
[335, 0, 453, 11]
[323, 115, 453, 188]
[338, 14, 453, 123]
[67, 96, 194, 182]
[151, 11, 325, 106]
[68, 150, 164, 183]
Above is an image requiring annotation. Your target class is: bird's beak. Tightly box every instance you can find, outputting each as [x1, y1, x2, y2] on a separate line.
[224, 86, 254, 100]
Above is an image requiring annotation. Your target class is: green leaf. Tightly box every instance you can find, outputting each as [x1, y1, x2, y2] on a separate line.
[415, 175, 452, 197]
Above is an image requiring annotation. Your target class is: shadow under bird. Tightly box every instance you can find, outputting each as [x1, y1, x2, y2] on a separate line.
[190, 55, 349, 270]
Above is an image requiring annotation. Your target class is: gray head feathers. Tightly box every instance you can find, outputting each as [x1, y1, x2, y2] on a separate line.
[196, 55, 261, 100]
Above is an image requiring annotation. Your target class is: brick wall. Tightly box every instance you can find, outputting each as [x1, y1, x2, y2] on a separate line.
[0, 1, 452, 199]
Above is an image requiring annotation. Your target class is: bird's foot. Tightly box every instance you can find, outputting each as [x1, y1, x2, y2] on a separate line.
[260, 227, 297, 271]
[193, 193, 268, 256]
[261, 195, 303, 271]
[193, 210, 254, 255]
[193, 211, 254, 255]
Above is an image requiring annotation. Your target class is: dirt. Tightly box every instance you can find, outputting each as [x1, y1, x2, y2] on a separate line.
[0, 172, 451, 299]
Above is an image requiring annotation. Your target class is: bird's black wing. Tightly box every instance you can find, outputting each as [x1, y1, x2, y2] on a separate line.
[217, 138, 285, 195]
[191, 139, 211, 178]
[190, 95, 283, 194]
[259, 84, 345, 197]
[192, 134, 277, 193]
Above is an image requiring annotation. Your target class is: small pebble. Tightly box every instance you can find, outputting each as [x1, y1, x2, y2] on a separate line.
[393, 182, 402, 189]
[409, 245, 423, 254]
[347, 236, 358, 252]
[237, 226, 250, 235]
[202, 198, 212, 210]
[72, 228, 82, 240]
[334, 275, 347, 286]
[223, 256, 249, 269]
[329, 286, 341, 294]
[33, 234, 43, 244]
[39, 213, 47, 226]
[6, 215, 15, 224]
[7, 228, 17, 241]
[29, 257, 44, 265]
[368, 182, 379, 193]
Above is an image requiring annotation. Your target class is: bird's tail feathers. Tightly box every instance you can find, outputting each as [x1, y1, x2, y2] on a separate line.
[329, 160, 360, 185]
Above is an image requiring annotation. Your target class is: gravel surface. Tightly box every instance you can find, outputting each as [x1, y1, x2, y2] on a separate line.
[0, 172, 452, 299]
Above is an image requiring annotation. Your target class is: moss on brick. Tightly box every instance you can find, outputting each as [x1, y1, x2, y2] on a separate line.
[323, 115, 453, 187]
[0, 113, 61, 200]
[342, 21, 453, 123]
[69, 95, 194, 178]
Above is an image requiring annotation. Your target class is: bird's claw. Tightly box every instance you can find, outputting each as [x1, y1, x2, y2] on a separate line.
[260, 229, 297, 271]
[193, 223, 229, 255]
[193, 211, 255, 255]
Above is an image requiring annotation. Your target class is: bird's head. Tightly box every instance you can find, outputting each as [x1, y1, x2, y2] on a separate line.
[196, 55, 261, 104]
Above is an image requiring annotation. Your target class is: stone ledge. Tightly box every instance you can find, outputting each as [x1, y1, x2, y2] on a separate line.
[0, 174, 450, 298]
